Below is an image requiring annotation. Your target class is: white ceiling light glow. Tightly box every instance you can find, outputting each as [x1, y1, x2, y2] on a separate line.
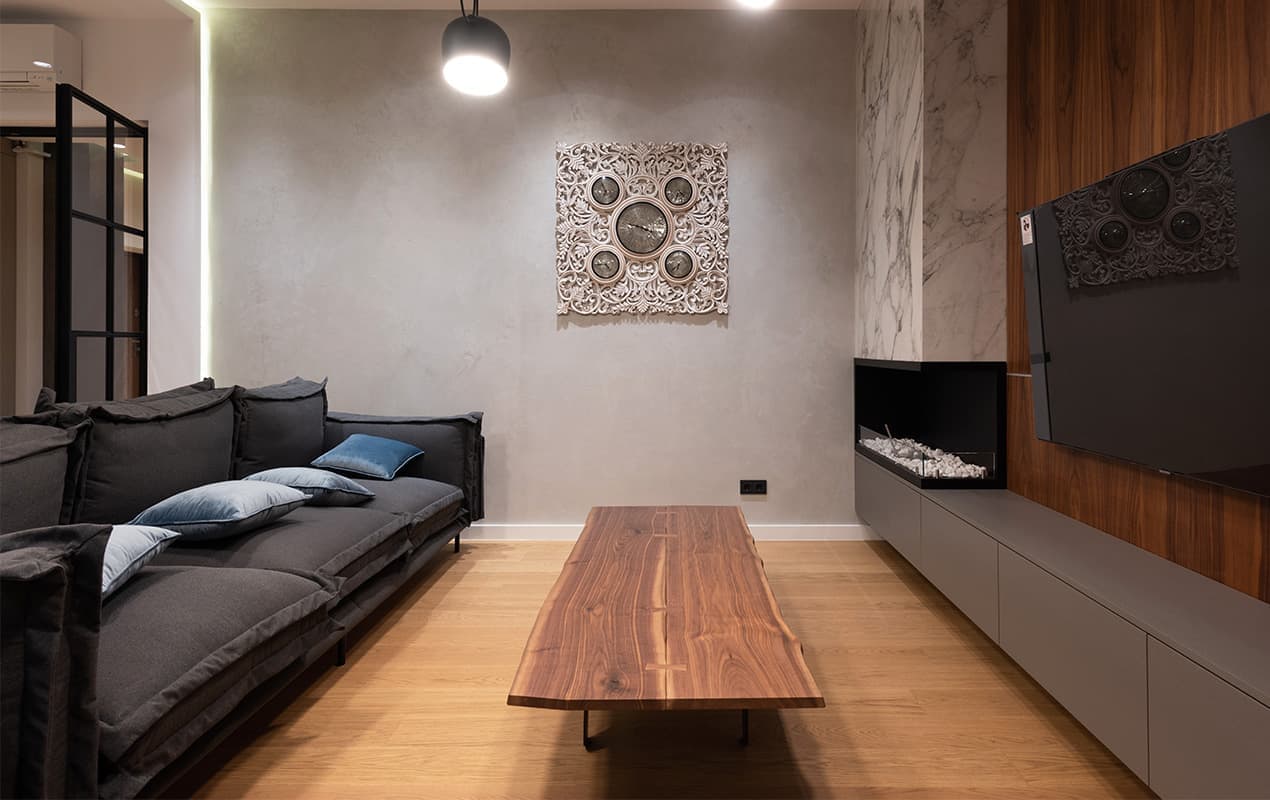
[32, 60, 53, 68]
[738, 0, 777, 8]
[441, 0, 511, 97]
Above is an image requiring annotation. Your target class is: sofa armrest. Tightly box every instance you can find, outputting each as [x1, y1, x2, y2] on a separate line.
[1, 524, 112, 800]
[323, 412, 485, 524]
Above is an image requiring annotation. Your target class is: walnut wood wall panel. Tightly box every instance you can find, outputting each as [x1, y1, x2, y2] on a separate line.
[1006, 0, 1270, 601]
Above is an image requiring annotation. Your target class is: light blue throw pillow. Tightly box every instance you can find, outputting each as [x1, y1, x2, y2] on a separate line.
[245, 466, 374, 507]
[129, 480, 308, 541]
[103, 525, 180, 598]
[310, 433, 424, 480]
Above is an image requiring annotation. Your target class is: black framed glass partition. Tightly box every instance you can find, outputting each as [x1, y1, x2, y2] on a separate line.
[55, 83, 148, 402]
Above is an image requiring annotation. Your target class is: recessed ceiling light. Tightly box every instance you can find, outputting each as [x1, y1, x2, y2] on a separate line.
[738, 0, 776, 8]
[113, 143, 127, 150]
[32, 60, 53, 69]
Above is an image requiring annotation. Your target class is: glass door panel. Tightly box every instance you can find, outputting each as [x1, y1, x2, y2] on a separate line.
[56, 84, 147, 401]
[70, 218, 106, 330]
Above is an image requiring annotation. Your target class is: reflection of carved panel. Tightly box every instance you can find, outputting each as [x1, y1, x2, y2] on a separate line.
[1053, 133, 1239, 289]
[557, 142, 729, 315]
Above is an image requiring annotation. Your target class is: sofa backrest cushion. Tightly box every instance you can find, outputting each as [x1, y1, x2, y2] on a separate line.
[74, 388, 236, 524]
[0, 421, 84, 533]
[232, 377, 328, 477]
[32, 378, 216, 415]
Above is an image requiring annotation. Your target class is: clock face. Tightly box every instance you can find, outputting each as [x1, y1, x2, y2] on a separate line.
[615, 201, 669, 256]
[590, 176, 621, 207]
[664, 249, 695, 281]
[590, 250, 621, 281]
[664, 176, 694, 207]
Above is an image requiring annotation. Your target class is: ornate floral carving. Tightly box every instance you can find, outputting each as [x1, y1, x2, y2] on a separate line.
[1053, 133, 1239, 289]
[557, 142, 729, 315]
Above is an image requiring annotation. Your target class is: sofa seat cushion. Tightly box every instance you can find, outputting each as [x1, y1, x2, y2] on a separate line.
[357, 477, 464, 544]
[151, 506, 414, 598]
[96, 565, 332, 799]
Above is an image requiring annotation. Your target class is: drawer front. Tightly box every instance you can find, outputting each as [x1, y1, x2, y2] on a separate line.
[919, 498, 999, 640]
[1148, 637, 1270, 799]
[855, 453, 921, 568]
[998, 547, 1149, 780]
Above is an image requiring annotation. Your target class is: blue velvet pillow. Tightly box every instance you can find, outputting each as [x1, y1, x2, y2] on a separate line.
[244, 466, 374, 507]
[129, 480, 308, 541]
[103, 525, 180, 597]
[310, 434, 424, 480]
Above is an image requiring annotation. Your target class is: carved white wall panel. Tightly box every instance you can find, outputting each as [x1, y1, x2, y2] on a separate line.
[556, 142, 729, 315]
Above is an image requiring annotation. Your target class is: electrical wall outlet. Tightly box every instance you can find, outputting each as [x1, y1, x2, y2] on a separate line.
[739, 479, 768, 496]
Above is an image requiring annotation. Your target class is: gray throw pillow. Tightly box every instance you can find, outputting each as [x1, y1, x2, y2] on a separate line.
[130, 480, 308, 541]
[102, 525, 180, 597]
[244, 466, 374, 507]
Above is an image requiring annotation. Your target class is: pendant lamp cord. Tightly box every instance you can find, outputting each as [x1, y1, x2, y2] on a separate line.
[459, 0, 478, 18]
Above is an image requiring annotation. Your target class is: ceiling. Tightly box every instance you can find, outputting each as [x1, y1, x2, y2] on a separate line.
[0, 0, 194, 20]
[196, 1, 861, 9]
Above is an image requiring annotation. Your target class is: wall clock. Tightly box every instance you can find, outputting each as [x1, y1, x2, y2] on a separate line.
[556, 142, 729, 315]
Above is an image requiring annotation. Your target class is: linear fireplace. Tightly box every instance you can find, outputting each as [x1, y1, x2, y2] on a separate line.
[854, 359, 1006, 489]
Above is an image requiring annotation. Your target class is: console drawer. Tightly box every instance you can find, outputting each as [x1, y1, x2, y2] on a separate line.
[998, 547, 1149, 780]
[855, 454, 921, 568]
[919, 498, 999, 640]
[1147, 637, 1270, 799]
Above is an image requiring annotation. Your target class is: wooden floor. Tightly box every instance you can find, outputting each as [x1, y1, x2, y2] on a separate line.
[194, 541, 1153, 799]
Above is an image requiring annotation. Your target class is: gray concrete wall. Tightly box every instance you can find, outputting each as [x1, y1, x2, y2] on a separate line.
[209, 9, 857, 526]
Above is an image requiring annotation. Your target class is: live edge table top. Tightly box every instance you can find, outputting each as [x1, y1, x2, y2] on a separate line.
[508, 506, 825, 711]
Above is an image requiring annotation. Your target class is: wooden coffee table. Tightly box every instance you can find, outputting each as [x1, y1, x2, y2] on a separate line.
[508, 505, 824, 748]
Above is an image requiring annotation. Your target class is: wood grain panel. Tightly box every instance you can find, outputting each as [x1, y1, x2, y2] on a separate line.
[1007, 0, 1270, 601]
[508, 506, 825, 710]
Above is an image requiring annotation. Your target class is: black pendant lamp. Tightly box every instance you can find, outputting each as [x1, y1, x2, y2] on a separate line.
[441, 0, 511, 97]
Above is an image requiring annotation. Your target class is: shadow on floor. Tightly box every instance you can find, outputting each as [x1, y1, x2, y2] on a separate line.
[535, 707, 822, 800]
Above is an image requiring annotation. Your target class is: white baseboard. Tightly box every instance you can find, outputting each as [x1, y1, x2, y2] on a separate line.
[466, 523, 877, 542]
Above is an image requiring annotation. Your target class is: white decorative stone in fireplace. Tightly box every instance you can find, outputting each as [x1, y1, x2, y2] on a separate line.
[556, 142, 729, 316]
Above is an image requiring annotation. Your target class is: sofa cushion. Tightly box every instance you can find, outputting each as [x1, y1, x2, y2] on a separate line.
[232, 378, 328, 478]
[357, 477, 464, 545]
[152, 506, 414, 598]
[0, 524, 112, 800]
[130, 481, 308, 542]
[244, 466, 374, 507]
[0, 421, 82, 533]
[96, 565, 332, 799]
[102, 526, 179, 598]
[32, 378, 216, 414]
[74, 388, 236, 524]
[312, 433, 423, 480]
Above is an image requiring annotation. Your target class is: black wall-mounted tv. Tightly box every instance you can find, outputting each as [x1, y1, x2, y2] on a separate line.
[1019, 112, 1270, 498]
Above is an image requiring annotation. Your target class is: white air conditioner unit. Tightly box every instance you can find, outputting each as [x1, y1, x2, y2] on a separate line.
[0, 24, 81, 92]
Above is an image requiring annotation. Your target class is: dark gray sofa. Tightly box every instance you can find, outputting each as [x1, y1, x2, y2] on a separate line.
[0, 379, 484, 799]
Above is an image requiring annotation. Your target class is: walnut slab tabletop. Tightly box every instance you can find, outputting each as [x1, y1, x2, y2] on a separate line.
[508, 506, 825, 717]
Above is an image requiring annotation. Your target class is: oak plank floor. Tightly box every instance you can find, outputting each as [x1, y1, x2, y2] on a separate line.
[193, 541, 1152, 799]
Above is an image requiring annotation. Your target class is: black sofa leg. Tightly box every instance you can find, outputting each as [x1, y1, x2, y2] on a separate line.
[454, 532, 461, 553]
[335, 637, 347, 667]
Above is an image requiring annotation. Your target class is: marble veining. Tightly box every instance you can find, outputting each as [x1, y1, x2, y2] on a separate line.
[855, 0, 924, 361]
[854, 0, 1007, 363]
[922, 0, 1007, 361]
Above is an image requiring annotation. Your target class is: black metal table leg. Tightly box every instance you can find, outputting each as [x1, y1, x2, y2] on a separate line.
[739, 709, 749, 746]
[583, 709, 594, 750]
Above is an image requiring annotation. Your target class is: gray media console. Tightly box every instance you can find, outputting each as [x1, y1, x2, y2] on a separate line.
[855, 453, 1270, 799]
